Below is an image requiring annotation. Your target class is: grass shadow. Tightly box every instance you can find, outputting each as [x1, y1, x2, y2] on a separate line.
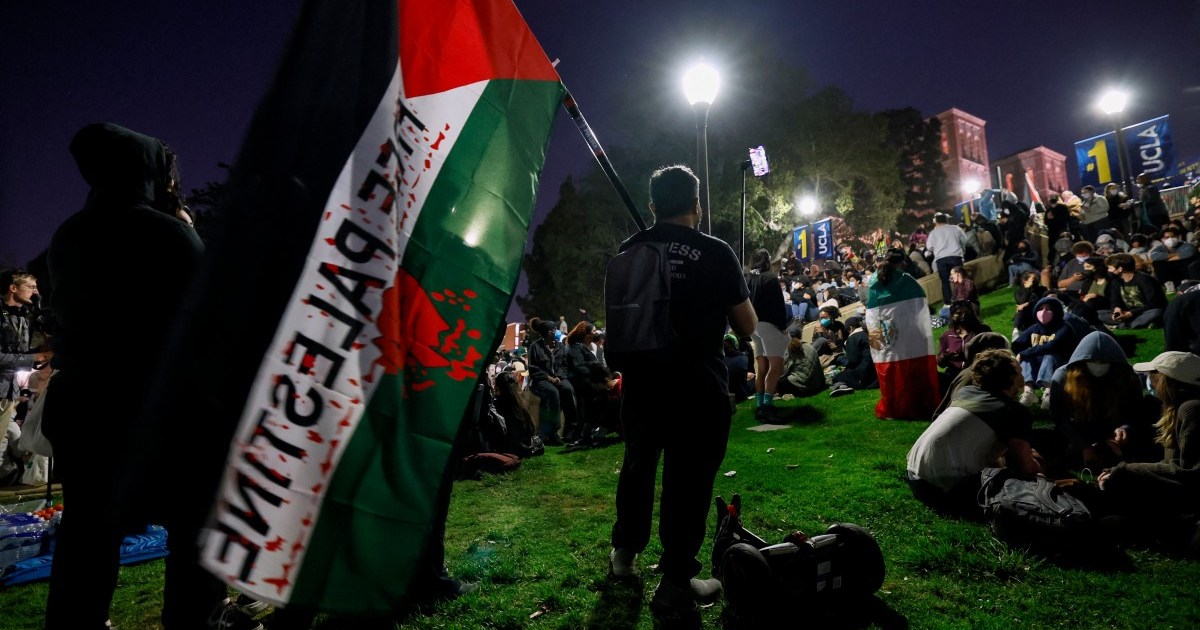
[719, 595, 908, 629]
[585, 575, 646, 630]
[1110, 332, 1146, 358]
[765, 404, 829, 426]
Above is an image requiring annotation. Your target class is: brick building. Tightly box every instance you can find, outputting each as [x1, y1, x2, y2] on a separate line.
[934, 108, 990, 203]
[992, 146, 1069, 205]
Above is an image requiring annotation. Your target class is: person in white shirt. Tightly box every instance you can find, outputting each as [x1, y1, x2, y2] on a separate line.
[925, 212, 968, 306]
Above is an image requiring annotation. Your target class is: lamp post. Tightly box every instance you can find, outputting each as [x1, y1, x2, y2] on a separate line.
[683, 63, 719, 234]
[798, 195, 818, 218]
[1099, 88, 1133, 196]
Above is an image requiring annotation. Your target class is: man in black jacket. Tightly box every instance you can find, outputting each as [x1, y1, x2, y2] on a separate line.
[1165, 288, 1200, 355]
[526, 318, 577, 445]
[1104, 253, 1167, 329]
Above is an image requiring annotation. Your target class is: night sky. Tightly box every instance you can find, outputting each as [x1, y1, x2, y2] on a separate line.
[3, 1, 1198, 321]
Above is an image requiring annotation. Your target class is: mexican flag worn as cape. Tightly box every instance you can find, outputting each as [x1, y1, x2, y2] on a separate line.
[181, 0, 562, 614]
[865, 272, 939, 419]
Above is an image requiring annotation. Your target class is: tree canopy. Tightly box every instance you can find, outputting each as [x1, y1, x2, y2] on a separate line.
[519, 52, 948, 322]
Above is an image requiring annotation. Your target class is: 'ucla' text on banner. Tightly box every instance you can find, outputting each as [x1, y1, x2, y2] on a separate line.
[1075, 115, 1176, 188]
[813, 218, 834, 260]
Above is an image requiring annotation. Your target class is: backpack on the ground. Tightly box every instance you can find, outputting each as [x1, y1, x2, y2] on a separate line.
[977, 467, 1096, 553]
[604, 241, 673, 369]
[711, 494, 885, 621]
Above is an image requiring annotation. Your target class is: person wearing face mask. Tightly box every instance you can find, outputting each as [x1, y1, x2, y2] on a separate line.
[1079, 185, 1111, 243]
[1005, 239, 1039, 286]
[1103, 253, 1168, 329]
[1055, 241, 1096, 293]
[1104, 182, 1133, 237]
[1012, 296, 1077, 409]
[1044, 331, 1162, 473]
[936, 301, 992, 387]
[1149, 226, 1196, 290]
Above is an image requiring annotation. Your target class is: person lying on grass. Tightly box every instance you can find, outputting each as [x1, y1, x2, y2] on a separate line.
[906, 349, 1043, 515]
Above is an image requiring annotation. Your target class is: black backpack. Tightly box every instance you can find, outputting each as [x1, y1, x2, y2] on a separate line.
[712, 494, 885, 620]
[977, 467, 1099, 555]
[604, 241, 673, 368]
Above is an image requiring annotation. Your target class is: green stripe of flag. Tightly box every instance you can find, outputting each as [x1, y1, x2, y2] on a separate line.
[866, 272, 927, 308]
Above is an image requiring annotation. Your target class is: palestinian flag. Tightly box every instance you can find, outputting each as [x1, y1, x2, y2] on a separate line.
[865, 272, 938, 419]
[177, 0, 562, 614]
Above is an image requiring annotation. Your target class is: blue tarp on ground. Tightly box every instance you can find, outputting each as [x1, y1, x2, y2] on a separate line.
[1, 526, 168, 587]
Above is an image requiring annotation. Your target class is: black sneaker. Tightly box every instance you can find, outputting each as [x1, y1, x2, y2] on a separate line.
[754, 405, 779, 422]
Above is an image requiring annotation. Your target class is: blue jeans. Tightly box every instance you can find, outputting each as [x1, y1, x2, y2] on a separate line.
[790, 302, 810, 322]
[935, 256, 962, 306]
[1129, 308, 1164, 329]
[1007, 263, 1036, 286]
[1021, 353, 1061, 388]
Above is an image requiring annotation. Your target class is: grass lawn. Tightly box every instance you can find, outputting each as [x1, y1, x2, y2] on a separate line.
[3, 286, 1197, 629]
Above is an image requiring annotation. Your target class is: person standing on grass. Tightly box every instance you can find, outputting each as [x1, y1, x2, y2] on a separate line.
[606, 165, 756, 616]
[926, 212, 967, 307]
[746, 248, 789, 422]
[42, 123, 223, 629]
[864, 248, 938, 419]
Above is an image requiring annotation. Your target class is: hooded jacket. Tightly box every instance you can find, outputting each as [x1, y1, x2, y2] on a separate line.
[48, 123, 204, 372]
[1048, 331, 1158, 461]
[1011, 297, 1074, 362]
[781, 341, 825, 395]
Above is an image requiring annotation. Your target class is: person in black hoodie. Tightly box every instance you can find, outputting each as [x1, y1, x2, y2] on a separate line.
[527, 318, 578, 445]
[1165, 287, 1200, 355]
[827, 316, 877, 397]
[1012, 270, 1047, 337]
[43, 124, 216, 629]
[746, 248, 789, 421]
[1011, 296, 1076, 409]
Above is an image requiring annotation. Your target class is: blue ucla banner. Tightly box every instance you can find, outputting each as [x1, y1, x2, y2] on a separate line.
[812, 218, 834, 260]
[954, 199, 977, 226]
[1125, 116, 1175, 182]
[792, 225, 810, 262]
[1075, 115, 1177, 188]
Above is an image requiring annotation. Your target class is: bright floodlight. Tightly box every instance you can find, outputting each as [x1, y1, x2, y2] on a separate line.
[960, 178, 980, 195]
[682, 63, 720, 106]
[798, 196, 818, 216]
[1098, 89, 1128, 115]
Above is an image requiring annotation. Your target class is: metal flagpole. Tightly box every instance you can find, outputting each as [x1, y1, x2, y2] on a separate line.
[561, 88, 647, 232]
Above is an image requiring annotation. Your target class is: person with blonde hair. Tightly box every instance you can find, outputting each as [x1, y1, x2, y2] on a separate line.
[1098, 352, 1200, 553]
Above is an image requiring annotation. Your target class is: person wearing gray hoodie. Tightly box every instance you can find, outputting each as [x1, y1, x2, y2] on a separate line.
[1047, 332, 1161, 471]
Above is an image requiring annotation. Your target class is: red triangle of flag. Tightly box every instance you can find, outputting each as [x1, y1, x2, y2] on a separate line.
[400, 0, 560, 98]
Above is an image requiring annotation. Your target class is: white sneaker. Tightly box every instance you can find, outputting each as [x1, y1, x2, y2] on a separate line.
[1018, 389, 1037, 406]
[1041, 389, 1051, 410]
[1012, 327, 1020, 342]
[1166, 281, 1177, 294]
[650, 577, 723, 614]
[610, 548, 638, 577]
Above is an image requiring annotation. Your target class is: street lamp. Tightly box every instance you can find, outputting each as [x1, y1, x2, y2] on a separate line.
[798, 195, 818, 217]
[1098, 88, 1133, 196]
[960, 177, 980, 199]
[683, 62, 719, 234]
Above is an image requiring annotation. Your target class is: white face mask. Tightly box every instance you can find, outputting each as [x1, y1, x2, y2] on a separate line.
[1163, 238, 1180, 249]
[1085, 361, 1110, 378]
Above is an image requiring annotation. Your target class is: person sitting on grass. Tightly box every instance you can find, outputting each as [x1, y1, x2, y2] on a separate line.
[722, 333, 755, 403]
[1102, 253, 1167, 329]
[812, 305, 846, 354]
[1012, 270, 1047, 339]
[1012, 296, 1077, 410]
[906, 349, 1043, 515]
[1045, 331, 1162, 473]
[776, 334, 826, 399]
[1097, 352, 1200, 555]
[828, 316, 877, 398]
[937, 300, 993, 388]
[933, 332, 1011, 418]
